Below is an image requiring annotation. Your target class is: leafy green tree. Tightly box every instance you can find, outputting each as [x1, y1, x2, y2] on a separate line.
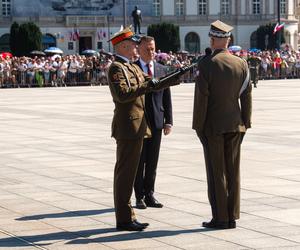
[256, 23, 285, 50]
[147, 22, 180, 52]
[26, 22, 42, 52]
[11, 22, 42, 56]
[9, 22, 20, 56]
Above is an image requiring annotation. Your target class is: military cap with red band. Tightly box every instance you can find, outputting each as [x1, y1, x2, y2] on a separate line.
[109, 26, 141, 46]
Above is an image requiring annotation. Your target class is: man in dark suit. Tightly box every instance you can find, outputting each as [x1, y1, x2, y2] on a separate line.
[107, 28, 180, 231]
[134, 36, 173, 209]
[193, 20, 252, 229]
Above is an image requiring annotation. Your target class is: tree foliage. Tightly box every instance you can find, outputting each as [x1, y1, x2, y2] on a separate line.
[147, 22, 180, 52]
[9, 22, 42, 56]
[9, 22, 20, 56]
[255, 23, 285, 50]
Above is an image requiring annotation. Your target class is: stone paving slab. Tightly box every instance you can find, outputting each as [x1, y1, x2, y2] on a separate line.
[0, 80, 299, 249]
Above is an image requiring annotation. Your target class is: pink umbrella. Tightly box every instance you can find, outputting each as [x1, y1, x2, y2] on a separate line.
[155, 52, 169, 61]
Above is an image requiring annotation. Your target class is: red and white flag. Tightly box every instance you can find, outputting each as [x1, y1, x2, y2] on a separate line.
[72, 30, 77, 41]
[72, 28, 80, 41]
[75, 28, 80, 40]
[97, 29, 103, 40]
[69, 30, 74, 41]
[273, 22, 285, 34]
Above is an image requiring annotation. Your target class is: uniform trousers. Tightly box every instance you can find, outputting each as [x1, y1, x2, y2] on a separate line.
[198, 132, 242, 222]
[250, 68, 259, 84]
[114, 138, 143, 223]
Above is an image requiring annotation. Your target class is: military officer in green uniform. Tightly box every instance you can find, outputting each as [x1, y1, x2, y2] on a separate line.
[107, 27, 180, 231]
[193, 20, 252, 229]
[247, 52, 261, 88]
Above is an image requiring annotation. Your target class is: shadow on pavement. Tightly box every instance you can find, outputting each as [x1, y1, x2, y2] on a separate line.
[67, 228, 212, 244]
[16, 208, 115, 221]
[0, 227, 213, 247]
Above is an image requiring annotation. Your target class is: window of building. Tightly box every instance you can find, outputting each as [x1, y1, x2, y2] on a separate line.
[2, 0, 11, 16]
[250, 31, 257, 48]
[42, 34, 56, 50]
[175, 0, 184, 16]
[198, 0, 207, 15]
[221, 0, 230, 15]
[68, 42, 74, 50]
[153, 0, 161, 16]
[185, 32, 200, 53]
[97, 42, 103, 50]
[280, 0, 287, 14]
[0, 33, 10, 52]
[252, 0, 260, 14]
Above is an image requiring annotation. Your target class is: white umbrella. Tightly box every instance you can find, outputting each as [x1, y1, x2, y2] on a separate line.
[51, 54, 61, 60]
[44, 47, 63, 54]
[228, 45, 242, 52]
[81, 49, 98, 57]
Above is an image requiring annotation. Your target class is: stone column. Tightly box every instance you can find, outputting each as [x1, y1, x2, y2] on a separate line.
[287, 0, 295, 17]
[241, 0, 246, 15]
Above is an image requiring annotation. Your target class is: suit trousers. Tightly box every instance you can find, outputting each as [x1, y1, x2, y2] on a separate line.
[134, 129, 162, 200]
[114, 138, 143, 223]
[198, 132, 242, 222]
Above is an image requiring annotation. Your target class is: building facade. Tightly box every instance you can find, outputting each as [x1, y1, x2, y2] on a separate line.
[0, 0, 299, 54]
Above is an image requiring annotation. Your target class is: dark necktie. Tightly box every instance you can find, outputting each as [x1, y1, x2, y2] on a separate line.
[146, 63, 152, 77]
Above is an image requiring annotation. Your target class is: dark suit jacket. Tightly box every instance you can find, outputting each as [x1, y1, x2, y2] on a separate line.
[135, 60, 173, 130]
[192, 49, 252, 135]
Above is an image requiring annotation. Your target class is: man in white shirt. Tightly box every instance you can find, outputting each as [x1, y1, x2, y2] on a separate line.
[68, 56, 79, 84]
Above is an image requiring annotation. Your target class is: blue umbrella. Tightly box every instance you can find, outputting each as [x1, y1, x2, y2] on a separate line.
[44, 47, 63, 54]
[228, 45, 242, 52]
[248, 48, 261, 53]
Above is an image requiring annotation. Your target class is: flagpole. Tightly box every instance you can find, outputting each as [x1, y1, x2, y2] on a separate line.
[123, 0, 127, 27]
[277, 0, 281, 49]
[108, 13, 111, 52]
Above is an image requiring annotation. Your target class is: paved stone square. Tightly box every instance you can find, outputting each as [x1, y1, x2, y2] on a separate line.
[0, 80, 299, 249]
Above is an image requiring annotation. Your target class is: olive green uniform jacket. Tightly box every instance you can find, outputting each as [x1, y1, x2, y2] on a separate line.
[193, 49, 252, 135]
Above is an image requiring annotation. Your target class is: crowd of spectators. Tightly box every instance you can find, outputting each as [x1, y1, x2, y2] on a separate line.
[0, 47, 299, 88]
[235, 48, 300, 80]
[0, 53, 113, 88]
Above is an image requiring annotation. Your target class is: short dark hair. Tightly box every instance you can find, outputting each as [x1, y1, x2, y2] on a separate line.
[205, 47, 212, 56]
[140, 35, 155, 43]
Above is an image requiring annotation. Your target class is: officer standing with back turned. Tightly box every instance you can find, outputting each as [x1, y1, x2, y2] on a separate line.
[193, 20, 252, 229]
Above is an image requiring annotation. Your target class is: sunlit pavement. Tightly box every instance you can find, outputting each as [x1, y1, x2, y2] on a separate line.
[0, 80, 299, 249]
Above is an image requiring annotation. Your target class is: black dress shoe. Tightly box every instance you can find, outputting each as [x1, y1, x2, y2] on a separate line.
[202, 219, 229, 229]
[133, 220, 149, 228]
[228, 220, 236, 229]
[144, 196, 163, 208]
[136, 199, 147, 209]
[116, 221, 145, 231]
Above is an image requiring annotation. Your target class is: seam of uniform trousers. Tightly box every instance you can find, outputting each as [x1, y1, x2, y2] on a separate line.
[227, 133, 239, 220]
[226, 133, 234, 208]
[203, 135, 218, 220]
